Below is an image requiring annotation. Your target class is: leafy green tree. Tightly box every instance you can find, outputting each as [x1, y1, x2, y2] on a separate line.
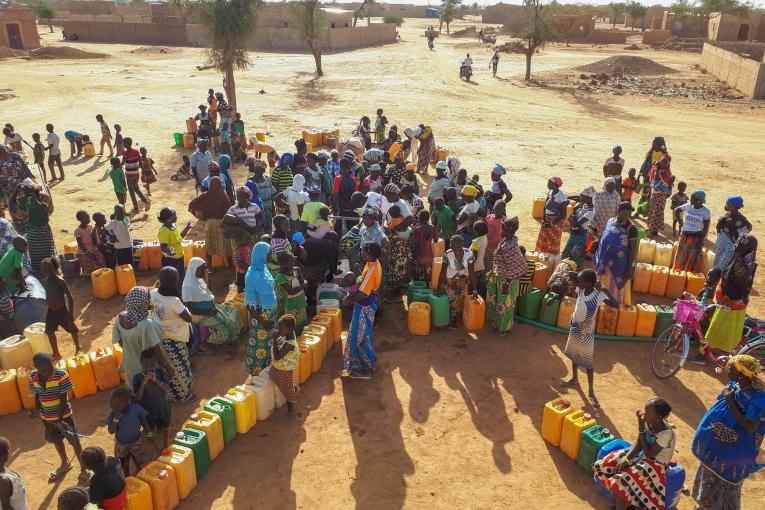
[626, 1, 647, 28]
[520, 0, 558, 81]
[440, 0, 462, 34]
[609, 1, 626, 27]
[30, 0, 55, 32]
[291, 0, 328, 77]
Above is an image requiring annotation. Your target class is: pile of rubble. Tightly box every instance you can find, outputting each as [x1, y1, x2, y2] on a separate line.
[572, 72, 745, 100]
[650, 37, 705, 53]
[495, 41, 526, 53]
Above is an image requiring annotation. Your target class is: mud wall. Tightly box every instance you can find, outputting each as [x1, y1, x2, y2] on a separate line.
[701, 42, 765, 98]
[642, 29, 672, 44]
[580, 30, 629, 44]
[0, 8, 40, 49]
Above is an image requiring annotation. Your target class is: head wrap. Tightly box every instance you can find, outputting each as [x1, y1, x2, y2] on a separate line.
[343, 150, 356, 162]
[503, 216, 519, 230]
[384, 183, 400, 195]
[277, 152, 294, 168]
[21, 178, 42, 191]
[317, 151, 329, 161]
[244, 242, 276, 309]
[208, 161, 221, 174]
[236, 185, 252, 198]
[550, 176, 563, 188]
[363, 148, 384, 163]
[305, 184, 321, 195]
[400, 185, 414, 196]
[691, 190, 706, 203]
[580, 186, 596, 198]
[196, 140, 208, 150]
[362, 207, 379, 221]
[604, 177, 616, 189]
[461, 185, 479, 197]
[369, 164, 381, 173]
[405, 163, 415, 171]
[560, 259, 578, 272]
[290, 174, 306, 193]
[446, 156, 461, 175]
[158, 266, 180, 297]
[188, 176, 230, 219]
[182, 258, 214, 302]
[727, 355, 764, 391]
[618, 201, 635, 212]
[435, 161, 447, 171]
[492, 164, 506, 175]
[652, 136, 666, 150]
[726, 195, 744, 209]
[218, 154, 232, 181]
[120, 286, 150, 324]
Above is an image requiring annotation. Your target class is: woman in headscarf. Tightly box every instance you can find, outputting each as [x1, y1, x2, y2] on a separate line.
[15, 178, 55, 275]
[150, 267, 195, 402]
[244, 242, 277, 375]
[672, 190, 710, 273]
[217, 154, 235, 202]
[486, 217, 528, 333]
[272, 152, 295, 195]
[705, 235, 758, 353]
[483, 199, 506, 271]
[0, 144, 34, 218]
[245, 159, 275, 234]
[112, 286, 173, 385]
[535, 177, 567, 255]
[445, 155, 461, 182]
[593, 202, 638, 305]
[637, 136, 667, 217]
[275, 174, 308, 232]
[188, 176, 232, 270]
[647, 154, 673, 237]
[713, 195, 751, 272]
[342, 242, 382, 379]
[267, 214, 296, 276]
[561, 186, 595, 270]
[182, 257, 242, 346]
[383, 183, 413, 295]
[591, 177, 620, 237]
[415, 125, 435, 174]
[691, 355, 765, 510]
[292, 139, 308, 174]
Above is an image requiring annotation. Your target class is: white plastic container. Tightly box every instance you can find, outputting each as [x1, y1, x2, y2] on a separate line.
[0, 335, 33, 370]
[243, 374, 275, 420]
[258, 366, 286, 408]
[23, 322, 53, 355]
[316, 283, 341, 303]
[316, 299, 340, 314]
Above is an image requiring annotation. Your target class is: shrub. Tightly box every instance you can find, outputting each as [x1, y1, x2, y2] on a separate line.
[383, 15, 404, 26]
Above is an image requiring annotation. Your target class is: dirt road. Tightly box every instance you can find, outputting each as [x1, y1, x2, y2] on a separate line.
[0, 18, 763, 509]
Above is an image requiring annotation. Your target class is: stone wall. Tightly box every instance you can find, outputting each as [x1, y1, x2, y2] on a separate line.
[701, 42, 765, 98]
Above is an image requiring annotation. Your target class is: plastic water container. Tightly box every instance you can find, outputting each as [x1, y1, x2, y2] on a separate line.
[463, 294, 485, 331]
[635, 304, 657, 337]
[296, 344, 312, 385]
[311, 315, 335, 347]
[67, 353, 98, 398]
[411, 288, 433, 304]
[136, 460, 180, 510]
[184, 412, 224, 461]
[654, 242, 673, 267]
[615, 305, 638, 337]
[15, 366, 34, 410]
[224, 294, 248, 333]
[173, 132, 183, 146]
[518, 289, 543, 320]
[255, 131, 266, 142]
[204, 397, 237, 445]
[192, 241, 206, 259]
[648, 265, 669, 296]
[595, 304, 618, 336]
[113, 343, 125, 381]
[593, 439, 632, 502]
[539, 293, 560, 326]
[407, 281, 428, 302]
[428, 293, 450, 328]
[0, 369, 22, 415]
[319, 308, 342, 341]
[526, 250, 541, 262]
[317, 299, 340, 316]
[91, 267, 117, 299]
[301, 334, 322, 371]
[181, 240, 194, 268]
[173, 429, 210, 480]
[432, 238, 445, 258]
[58, 253, 81, 279]
[665, 269, 687, 299]
[532, 262, 548, 291]
[408, 302, 431, 336]
[64, 241, 78, 254]
[258, 366, 286, 408]
[636, 239, 656, 264]
[83, 142, 96, 157]
[115, 264, 136, 295]
[0, 335, 33, 370]
[90, 347, 121, 391]
[686, 272, 705, 295]
[317, 282, 341, 303]
[653, 305, 675, 336]
[157, 445, 197, 500]
[576, 425, 615, 473]
[144, 242, 163, 270]
[244, 374, 276, 421]
[183, 133, 195, 149]
[303, 324, 329, 356]
[665, 461, 686, 509]
[632, 263, 652, 293]
[211, 254, 227, 268]
[125, 476, 153, 510]
[186, 118, 197, 134]
[532, 198, 545, 220]
[703, 248, 715, 273]
[226, 387, 257, 434]
[541, 398, 576, 446]
[557, 296, 575, 329]
[560, 410, 597, 460]
[22, 322, 52, 355]
[430, 257, 443, 289]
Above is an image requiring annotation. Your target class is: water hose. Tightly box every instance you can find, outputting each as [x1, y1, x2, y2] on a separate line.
[516, 316, 656, 343]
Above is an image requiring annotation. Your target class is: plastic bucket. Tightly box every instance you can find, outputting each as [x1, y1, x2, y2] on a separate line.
[174, 132, 184, 146]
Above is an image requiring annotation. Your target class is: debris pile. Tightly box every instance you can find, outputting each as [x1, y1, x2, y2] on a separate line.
[28, 46, 107, 59]
[650, 37, 704, 53]
[495, 41, 526, 53]
[576, 55, 677, 76]
[572, 72, 744, 100]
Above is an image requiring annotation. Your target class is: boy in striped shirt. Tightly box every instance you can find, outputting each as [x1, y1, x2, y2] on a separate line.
[28, 353, 88, 483]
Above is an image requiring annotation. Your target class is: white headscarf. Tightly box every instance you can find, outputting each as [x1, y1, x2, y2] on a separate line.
[182, 257, 214, 302]
[446, 156, 461, 180]
[290, 174, 306, 193]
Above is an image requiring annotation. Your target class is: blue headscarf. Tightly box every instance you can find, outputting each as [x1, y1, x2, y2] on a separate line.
[277, 152, 294, 168]
[691, 190, 706, 203]
[726, 195, 744, 209]
[218, 154, 233, 184]
[244, 242, 276, 310]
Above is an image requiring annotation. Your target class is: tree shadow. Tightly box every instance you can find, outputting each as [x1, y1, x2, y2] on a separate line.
[287, 77, 338, 109]
[556, 88, 648, 123]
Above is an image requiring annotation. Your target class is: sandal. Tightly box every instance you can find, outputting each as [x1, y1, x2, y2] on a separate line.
[589, 394, 601, 410]
[48, 464, 73, 483]
[348, 371, 370, 379]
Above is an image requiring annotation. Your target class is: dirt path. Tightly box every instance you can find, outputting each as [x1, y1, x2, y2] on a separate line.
[0, 18, 763, 509]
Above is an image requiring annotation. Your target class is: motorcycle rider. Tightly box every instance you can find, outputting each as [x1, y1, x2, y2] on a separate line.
[461, 53, 473, 78]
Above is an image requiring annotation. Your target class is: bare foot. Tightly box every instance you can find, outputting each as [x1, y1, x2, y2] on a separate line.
[589, 392, 601, 409]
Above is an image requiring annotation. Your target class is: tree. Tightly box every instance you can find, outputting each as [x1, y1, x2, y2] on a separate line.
[520, 0, 558, 81]
[626, 1, 647, 29]
[440, 0, 462, 34]
[608, 2, 626, 27]
[383, 15, 404, 26]
[291, 0, 328, 77]
[185, 0, 262, 111]
[353, 0, 375, 27]
[30, 0, 55, 32]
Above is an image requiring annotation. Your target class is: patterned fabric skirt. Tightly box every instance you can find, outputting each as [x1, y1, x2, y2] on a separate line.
[78, 249, 105, 276]
[593, 449, 667, 510]
[600, 267, 632, 306]
[411, 259, 431, 283]
[673, 232, 704, 272]
[245, 308, 275, 375]
[194, 303, 242, 345]
[564, 321, 595, 370]
[26, 224, 56, 276]
[205, 218, 233, 257]
[284, 292, 308, 335]
[342, 300, 378, 375]
[160, 339, 193, 402]
[269, 365, 298, 403]
[535, 221, 565, 255]
[486, 273, 519, 332]
[714, 234, 736, 272]
[648, 191, 669, 234]
[446, 276, 468, 325]
[692, 464, 741, 510]
[388, 236, 411, 288]
[561, 232, 588, 270]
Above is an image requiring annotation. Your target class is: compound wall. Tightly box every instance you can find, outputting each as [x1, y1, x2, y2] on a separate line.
[701, 42, 765, 98]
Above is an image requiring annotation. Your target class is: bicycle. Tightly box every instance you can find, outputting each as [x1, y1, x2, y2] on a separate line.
[651, 295, 765, 379]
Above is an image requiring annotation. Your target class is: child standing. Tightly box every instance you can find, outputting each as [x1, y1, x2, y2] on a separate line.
[132, 350, 172, 449]
[232, 113, 245, 139]
[431, 197, 456, 247]
[74, 210, 106, 276]
[274, 252, 307, 334]
[28, 352, 88, 483]
[0, 436, 27, 509]
[374, 108, 388, 145]
[108, 205, 134, 266]
[139, 147, 157, 197]
[92, 212, 117, 269]
[438, 235, 477, 327]
[219, 123, 232, 155]
[561, 269, 617, 409]
[109, 157, 127, 206]
[107, 386, 152, 475]
[411, 210, 436, 282]
[96, 114, 113, 157]
[232, 232, 252, 293]
[32, 133, 46, 173]
[268, 314, 300, 413]
[113, 124, 124, 157]
[0, 237, 27, 292]
[621, 168, 637, 203]
[670, 181, 689, 237]
[40, 257, 81, 359]
[470, 220, 489, 290]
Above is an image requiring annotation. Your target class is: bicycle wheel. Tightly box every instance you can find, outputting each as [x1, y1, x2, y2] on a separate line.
[735, 341, 765, 368]
[652, 325, 689, 379]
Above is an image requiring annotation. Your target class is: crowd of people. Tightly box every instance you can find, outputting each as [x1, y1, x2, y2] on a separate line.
[0, 92, 763, 510]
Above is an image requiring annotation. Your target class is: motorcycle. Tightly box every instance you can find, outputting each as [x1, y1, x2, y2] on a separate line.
[459, 64, 472, 81]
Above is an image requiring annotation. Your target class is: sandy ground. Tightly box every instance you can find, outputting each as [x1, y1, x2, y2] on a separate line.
[1, 18, 764, 510]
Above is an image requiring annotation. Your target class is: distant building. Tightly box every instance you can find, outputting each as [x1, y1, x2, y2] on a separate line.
[707, 12, 765, 42]
[624, 6, 666, 30]
[0, 4, 40, 49]
[481, 2, 525, 28]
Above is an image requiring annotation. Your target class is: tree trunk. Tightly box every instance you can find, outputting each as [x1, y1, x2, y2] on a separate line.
[224, 64, 237, 112]
[446, 21, 450, 34]
[612, 17, 616, 28]
[312, 47, 323, 77]
[49, 22, 54, 32]
[525, 50, 532, 81]
[439, 18, 443, 33]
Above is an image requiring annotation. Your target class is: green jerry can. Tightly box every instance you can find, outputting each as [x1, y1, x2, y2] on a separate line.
[653, 305, 675, 337]
[204, 397, 237, 445]
[173, 132, 184, 146]
[539, 293, 561, 326]
[428, 293, 450, 328]
[517, 288, 543, 320]
[411, 288, 433, 304]
[407, 281, 428, 302]
[576, 425, 616, 473]
[174, 428, 211, 480]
